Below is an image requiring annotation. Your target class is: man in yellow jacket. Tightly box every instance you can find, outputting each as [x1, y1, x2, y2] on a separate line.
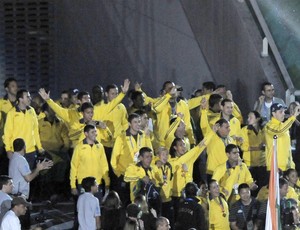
[4, 89, 43, 169]
[111, 113, 152, 205]
[265, 103, 300, 171]
[70, 124, 110, 200]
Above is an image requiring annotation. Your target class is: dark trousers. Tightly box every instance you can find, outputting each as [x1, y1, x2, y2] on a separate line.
[162, 201, 175, 229]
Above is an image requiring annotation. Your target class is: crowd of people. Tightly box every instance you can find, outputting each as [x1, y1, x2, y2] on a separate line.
[0, 77, 300, 229]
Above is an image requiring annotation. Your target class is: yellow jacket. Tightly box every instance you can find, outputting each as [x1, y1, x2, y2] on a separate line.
[265, 116, 296, 171]
[46, 99, 82, 124]
[111, 130, 153, 177]
[201, 110, 236, 174]
[212, 161, 254, 200]
[153, 140, 211, 200]
[3, 106, 42, 153]
[38, 117, 70, 152]
[240, 125, 265, 167]
[124, 163, 157, 202]
[153, 95, 195, 146]
[95, 102, 128, 148]
[162, 116, 190, 151]
[70, 139, 109, 188]
[208, 196, 230, 230]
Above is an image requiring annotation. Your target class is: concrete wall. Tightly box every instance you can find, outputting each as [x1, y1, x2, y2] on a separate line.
[53, 0, 212, 99]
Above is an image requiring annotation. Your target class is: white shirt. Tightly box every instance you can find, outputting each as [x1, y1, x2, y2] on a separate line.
[77, 192, 101, 230]
[0, 210, 21, 230]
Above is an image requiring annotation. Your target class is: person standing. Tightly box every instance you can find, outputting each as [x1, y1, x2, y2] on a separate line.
[265, 103, 300, 172]
[77, 177, 101, 230]
[4, 89, 43, 169]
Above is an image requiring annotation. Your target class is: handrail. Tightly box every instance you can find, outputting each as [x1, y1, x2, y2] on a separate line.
[249, 0, 294, 91]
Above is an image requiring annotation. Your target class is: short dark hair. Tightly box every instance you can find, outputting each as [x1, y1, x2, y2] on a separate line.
[238, 183, 250, 194]
[261, 82, 272, 91]
[105, 84, 118, 93]
[77, 91, 89, 101]
[134, 110, 147, 117]
[221, 98, 233, 106]
[185, 182, 198, 197]
[13, 138, 25, 152]
[169, 137, 184, 158]
[202, 81, 216, 91]
[0, 175, 12, 190]
[225, 144, 238, 154]
[128, 113, 140, 123]
[16, 89, 28, 102]
[279, 178, 288, 189]
[81, 177, 96, 192]
[130, 91, 143, 101]
[81, 102, 94, 112]
[61, 90, 69, 95]
[138, 147, 152, 157]
[4, 77, 17, 88]
[84, 124, 96, 133]
[208, 94, 222, 108]
[162, 81, 173, 91]
[215, 118, 229, 127]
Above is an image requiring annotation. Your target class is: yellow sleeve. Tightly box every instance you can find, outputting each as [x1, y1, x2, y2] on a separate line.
[99, 144, 110, 186]
[111, 136, 123, 177]
[163, 117, 181, 147]
[60, 122, 70, 151]
[176, 131, 213, 166]
[121, 106, 128, 132]
[265, 116, 296, 137]
[240, 127, 249, 152]
[244, 165, 254, 184]
[233, 102, 243, 124]
[200, 109, 212, 137]
[153, 94, 172, 113]
[187, 95, 205, 110]
[124, 165, 144, 182]
[212, 165, 227, 183]
[32, 109, 43, 150]
[47, 99, 70, 123]
[181, 102, 195, 145]
[3, 110, 14, 152]
[70, 147, 80, 188]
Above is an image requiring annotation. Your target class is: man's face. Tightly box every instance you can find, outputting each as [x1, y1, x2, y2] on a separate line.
[60, 93, 69, 107]
[280, 184, 289, 198]
[227, 147, 240, 163]
[83, 108, 94, 122]
[239, 188, 251, 203]
[6, 81, 18, 96]
[288, 171, 298, 185]
[247, 112, 258, 126]
[262, 84, 275, 99]
[158, 219, 171, 230]
[91, 181, 98, 194]
[163, 82, 176, 97]
[222, 102, 233, 116]
[71, 94, 78, 105]
[79, 95, 91, 104]
[218, 122, 230, 137]
[272, 109, 285, 122]
[130, 117, 141, 133]
[106, 88, 118, 102]
[3, 179, 13, 194]
[85, 127, 97, 142]
[16, 204, 27, 216]
[141, 151, 153, 168]
[173, 139, 186, 156]
[20, 92, 31, 107]
[134, 94, 145, 108]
